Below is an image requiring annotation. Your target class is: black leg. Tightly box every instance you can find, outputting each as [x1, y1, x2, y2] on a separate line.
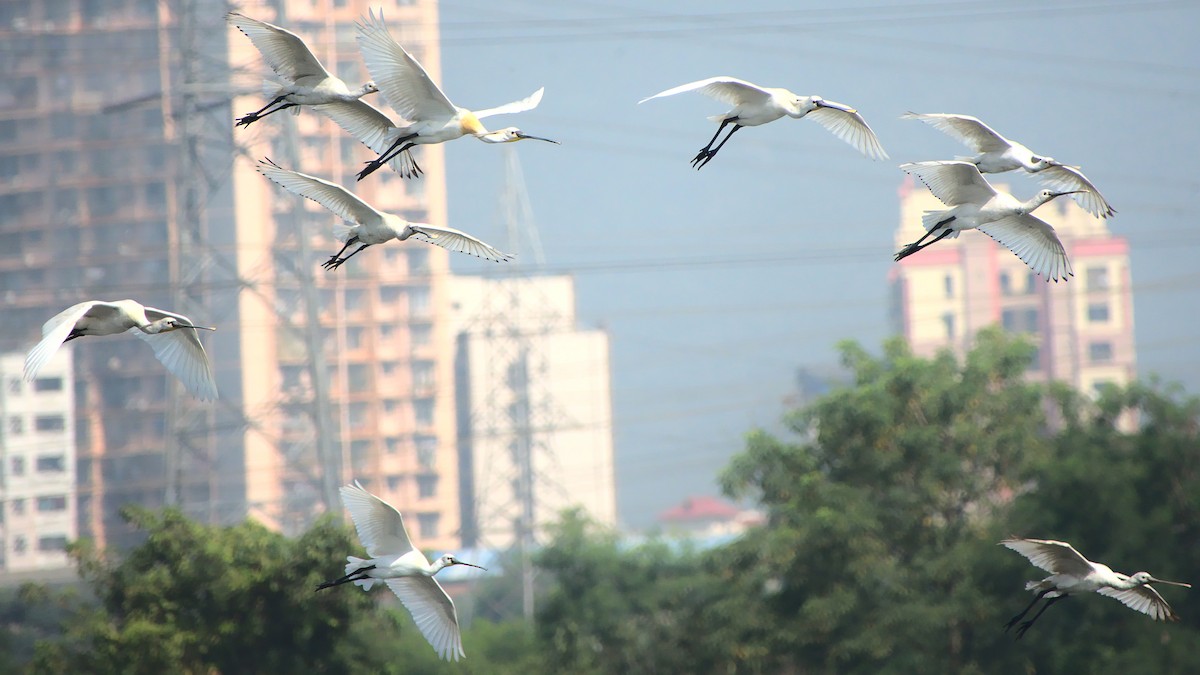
[322, 244, 369, 271]
[692, 124, 742, 170]
[1005, 589, 1051, 632]
[235, 96, 292, 128]
[315, 564, 376, 591]
[694, 118, 732, 157]
[895, 226, 954, 261]
[359, 134, 418, 181]
[1015, 595, 1065, 639]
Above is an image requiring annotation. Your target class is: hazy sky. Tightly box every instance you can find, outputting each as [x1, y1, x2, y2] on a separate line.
[427, 0, 1200, 527]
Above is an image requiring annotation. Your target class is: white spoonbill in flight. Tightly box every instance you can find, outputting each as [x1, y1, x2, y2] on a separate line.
[639, 76, 888, 169]
[24, 300, 218, 400]
[226, 11, 379, 128]
[256, 159, 513, 269]
[896, 160, 1079, 282]
[317, 481, 486, 661]
[349, 9, 557, 181]
[903, 112, 1114, 218]
[1002, 538, 1190, 639]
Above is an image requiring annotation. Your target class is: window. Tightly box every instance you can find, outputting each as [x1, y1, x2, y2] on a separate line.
[409, 286, 430, 315]
[33, 377, 63, 392]
[9, 416, 22, 435]
[35, 415, 65, 432]
[350, 440, 372, 473]
[408, 249, 430, 274]
[37, 495, 68, 512]
[1087, 302, 1110, 323]
[385, 436, 402, 454]
[11, 498, 26, 515]
[417, 474, 438, 499]
[11, 457, 25, 477]
[999, 271, 1012, 296]
[1091, 380, 1115, 398]
[416, 512, 440, 539]
[415, 435, 437, 468]
[1087, 266, 1110, 291]
[1089, 341, 1114, 363]
[941, 312, 956, 340]
[379, 285, 403, 304]
[36, 455, 66, 472]
[943, 274, 954, 299]
[413, 361, 434, 389]
[414, 398, 435, 426]
[7, 378, 20, 394]
[411, 323, 432, 346]
[387, 474, 402, 491]
[38, 535, 68, 552]
[1027, 345, 1041, 372]
[13, 536, 26, 554]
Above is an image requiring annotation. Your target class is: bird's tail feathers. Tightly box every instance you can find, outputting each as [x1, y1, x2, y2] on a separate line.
[354, 578, 380, 591]
[706, 114, 728, 124]
[953, 154, 976, 164]
[261, 79, 285, 98]
[332, 223, 356, 243]
[344, 555, 380, 590]
[922, 210, 961, 237]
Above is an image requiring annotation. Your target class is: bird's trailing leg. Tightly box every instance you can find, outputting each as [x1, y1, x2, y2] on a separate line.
[1014, 595, 1065, 639]
[235, 96, 295, 127]
[315, 564, 377, 591]
[894, 217, 956, 261]
[358, 134, 419, 181]
[322, 244, 370, 271]
[1004, 588, 1051, 632]
[692, 121, 741, 170]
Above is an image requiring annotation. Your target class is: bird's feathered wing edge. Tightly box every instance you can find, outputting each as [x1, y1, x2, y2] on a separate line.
[256, 158, 382, 224]
[134, 307, 219, 400]
[638, 76, 772, 109]
[355, 9, 456, 122]
[978, 214, 1073, 283]
[385, 576, 465, 661]
[226, 11, 331, 83]
[407, 223, 514, 263]
[807, 104, 888, 160]
[1037, 163, 1116, 219]
[901, 160, 996, 207]
[902, 112, 1012, 154]
[1001, 538, 1094, 577]
[23, 302, 100, 381]
[339, 481, 414, 559]
[1096, 585, 1179, 621]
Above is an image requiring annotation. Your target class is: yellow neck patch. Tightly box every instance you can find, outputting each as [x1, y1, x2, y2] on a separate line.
[460, 112, 486, 135]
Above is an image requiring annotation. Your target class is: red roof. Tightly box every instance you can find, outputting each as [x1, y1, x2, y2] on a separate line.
[659, 496, 740, 522]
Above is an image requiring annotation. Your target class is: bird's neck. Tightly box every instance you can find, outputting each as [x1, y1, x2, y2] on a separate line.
[1111, 573, 1139, 590]
[1020, 195, 1050, 213]
[460, 112, 486, 136]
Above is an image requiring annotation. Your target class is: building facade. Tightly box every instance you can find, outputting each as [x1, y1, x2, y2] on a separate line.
[890, 177, 1136, 396]
[449, 274, 616, 549]
[0, 0, 460, 554]
[0, 351, 76, 574]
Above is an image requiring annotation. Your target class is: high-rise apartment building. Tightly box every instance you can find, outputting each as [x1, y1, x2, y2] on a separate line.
[0, 350, 76, 574]
[449, 274, 616, 549]
[0, 0, 460, 554]
[890, 177, 1136, 395]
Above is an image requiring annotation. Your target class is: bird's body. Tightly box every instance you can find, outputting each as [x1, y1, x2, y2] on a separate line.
[347, 9, 556, 181]
[227, 12, 379, 127]
[256, 159, 512, 268]
[24, 300, 218, 400]
[317, 481, 486, 661]
[897, 160, 1077, 282]
[1002, 538, 1190, 638]
[639, 76, 887, 169]
[903, 112, 1114, 218]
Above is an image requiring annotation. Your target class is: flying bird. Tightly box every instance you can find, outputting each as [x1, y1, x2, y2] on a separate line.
[226, 11, 379, 127]
[903, 112, 1114, 218]
[349, 9, 557, 181]
[1002, 538, 1190, 639]
[638, 76, 887, 169]
[896, 160, 1078, 282]
[256, 159, 512, 268]
[317, 481, 486, 661]
[24, 300, 218, 400]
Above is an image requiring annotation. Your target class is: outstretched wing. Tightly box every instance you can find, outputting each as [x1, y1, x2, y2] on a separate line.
[256, 158, 381, 224]
[136, 307, 218, 401]
[979, 214, 1073, 283]
[807, 100, 888, 160]
[340, 481, 414, 558]
[901, 160, 997, 206]
[638, 76, 772, 108]
[902, 112, 1013, 154]
[1002, 538, 1094, 577]
[356, 9, 456, 122]
[408, 223, 514, 263]
[226, 12, 331, 83]
[473, 87, 545, 120]
[385, 576, 465, 661]
[23, 301, 101, 381]
[1096, 585, 1180, 621]
[1036, 163, 1115, 219]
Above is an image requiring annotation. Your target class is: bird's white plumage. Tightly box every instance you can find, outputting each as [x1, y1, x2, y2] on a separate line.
[1096, 585, 1176, 621]
[1002, 538, 1095, 578]
[227, 12, 330, 84]
[807, 103, 889, 161]
[978, 215, 1073, 282]
[310, 100, 421, 177]
[385, 577, 465, 661]
[638, 76, 772, 108]
[902, 160, 996, 206]
[256, 159, 512, 263]
[355, 10, 455, 123]
[904, 112, 1114, 218]
[339, 481, 413, 559]
[472, 87, 545, 120]
[23, 300, 217, 400]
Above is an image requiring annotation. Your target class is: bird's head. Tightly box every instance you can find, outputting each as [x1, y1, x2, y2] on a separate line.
[149, 317, 216, 335]
[437, 554, 487, 571]
[1028, 155, 1056, 171]
[478, 127, 560, 145]
[1131, 571, 1192, 588]
[1034, 188, 1082, 205]
[363, 81, 380, 95]
[797, 96, 857, 119]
